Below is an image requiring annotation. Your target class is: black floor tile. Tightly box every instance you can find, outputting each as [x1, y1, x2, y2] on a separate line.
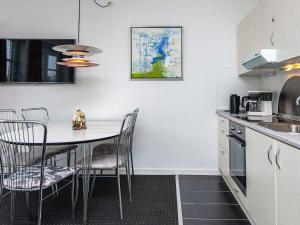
[180, 181, 230, 192]
[182, 204, 247, 220]
[179, 176, 223, 182]
[183, 219, 251, 225]
[180, 190, 237, 204]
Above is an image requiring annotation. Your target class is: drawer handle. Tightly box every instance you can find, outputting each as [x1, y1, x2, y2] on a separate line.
[276, 148, 281, 169]
[221, 130, 225, 134]
[267, 145, 273, 165]
[221, 150, 225, 155]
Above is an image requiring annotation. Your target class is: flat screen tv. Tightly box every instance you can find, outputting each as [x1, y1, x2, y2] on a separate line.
[0, 39, 75, 84]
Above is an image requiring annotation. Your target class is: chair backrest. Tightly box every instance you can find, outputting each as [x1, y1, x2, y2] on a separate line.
[21, 107, 49, 124]
[132, 108, 139, 132]
[129, 108, 139, 149]
[116, 113, 135, 157]
[0, 120, 47, 191]
[0, 109, 17, 120]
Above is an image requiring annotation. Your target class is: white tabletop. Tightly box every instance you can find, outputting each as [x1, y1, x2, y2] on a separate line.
[35, 120, 122, 145]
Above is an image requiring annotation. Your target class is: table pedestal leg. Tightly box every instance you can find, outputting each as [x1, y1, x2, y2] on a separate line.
[81, 143, 92, 225]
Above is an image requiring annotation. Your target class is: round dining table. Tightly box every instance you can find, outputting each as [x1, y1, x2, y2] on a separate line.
[30, 120, 123, 225]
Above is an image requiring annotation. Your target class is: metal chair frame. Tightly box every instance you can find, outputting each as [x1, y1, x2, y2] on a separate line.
[21, 107, 76, 167]
[0, 120, 76, 225]
[77, 113, 135, 220]
[21, 107, 49, 124]
[0, 109, 18, 206]
[129, 108, 139, 182]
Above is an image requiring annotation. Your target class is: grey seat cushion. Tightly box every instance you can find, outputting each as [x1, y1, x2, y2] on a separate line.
[77, 152, 127, 170]
[93, 143, 129, 155]
[93, 143, 118, 154]
[3, 165, 75, 191]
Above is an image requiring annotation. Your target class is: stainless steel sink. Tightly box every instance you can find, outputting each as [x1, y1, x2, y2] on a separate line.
[258, 122, 300, 133]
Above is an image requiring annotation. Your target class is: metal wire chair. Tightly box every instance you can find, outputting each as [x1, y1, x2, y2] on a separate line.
[0, 120, 76, 225]
[129, 108, 139, 181]
[21, 107, 49, 124]
[0, 109, 18, 121]
[76, 113, 135, 220]
[0, 109, 18, 206]
[21, 107, 77, 167]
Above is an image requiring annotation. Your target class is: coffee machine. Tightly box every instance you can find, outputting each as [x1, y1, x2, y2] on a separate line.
[241, 91, 273, 116]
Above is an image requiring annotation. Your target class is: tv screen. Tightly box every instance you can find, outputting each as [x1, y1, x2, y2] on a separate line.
[0, 39, 75, 83]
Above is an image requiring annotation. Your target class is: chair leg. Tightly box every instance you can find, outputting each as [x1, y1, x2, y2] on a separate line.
[125, 163, 132, 202]
[74, 172, 79, 207]
[89, 169, 97, 199]
[71, 174, 76, 219]
[117, 167, 123, 220]
[25, 192, 32, 219]
[10, 191, 15, 225]
[37, 191, 43, 225]
[0, 186, 2, 208]
[67, 151, 71, 167]
[130, 151, 135, 182]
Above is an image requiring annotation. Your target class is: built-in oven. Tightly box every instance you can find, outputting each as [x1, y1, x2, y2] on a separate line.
[229, 121, 246, 196]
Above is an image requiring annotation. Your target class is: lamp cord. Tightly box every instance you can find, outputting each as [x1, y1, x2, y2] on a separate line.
[77, 0, 81, 43]
[93, 0, 112, 8]
[78, 0, 111, 43]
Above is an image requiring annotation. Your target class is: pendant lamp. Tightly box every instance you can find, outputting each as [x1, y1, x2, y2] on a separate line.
[53, 0, 106, 67]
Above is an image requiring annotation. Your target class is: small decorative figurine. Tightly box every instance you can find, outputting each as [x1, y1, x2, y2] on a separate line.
[72, 109, 87, 130]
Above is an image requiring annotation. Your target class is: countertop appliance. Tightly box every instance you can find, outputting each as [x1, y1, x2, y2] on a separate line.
[229, 121, 246, 196]
[230, 94, 240, 114]
[242, 91, 273, 117]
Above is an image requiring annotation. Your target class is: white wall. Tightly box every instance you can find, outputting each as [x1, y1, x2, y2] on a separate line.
[0, 0, 259, 174]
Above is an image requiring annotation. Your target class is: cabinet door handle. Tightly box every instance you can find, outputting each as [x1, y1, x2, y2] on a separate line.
[270, 32, 275, 47]
[267, 145, 273, 165]
[275, 148, 281, 169]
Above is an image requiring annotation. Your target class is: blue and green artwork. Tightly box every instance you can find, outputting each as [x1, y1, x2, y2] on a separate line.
[131, 27, 182, 79]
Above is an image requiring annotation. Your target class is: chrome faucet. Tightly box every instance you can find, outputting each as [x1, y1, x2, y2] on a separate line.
[296, 96, 300, 106]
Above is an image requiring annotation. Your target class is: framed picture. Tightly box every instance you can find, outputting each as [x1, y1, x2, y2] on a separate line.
[131, 26, 183, 80]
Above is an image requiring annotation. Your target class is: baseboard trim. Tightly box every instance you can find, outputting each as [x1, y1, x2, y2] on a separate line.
[133, 168, 220, 175]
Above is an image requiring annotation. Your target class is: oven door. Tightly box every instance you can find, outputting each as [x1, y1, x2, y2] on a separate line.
[229, 135, 246, 195]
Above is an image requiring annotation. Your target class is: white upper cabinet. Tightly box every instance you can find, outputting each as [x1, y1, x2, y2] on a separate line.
[237, 8, 255, 75]
[276, 141, 300, 225]
[255, 0, 276, 50]
[237, 0, 300, 74]
[275, 0, 300, 62]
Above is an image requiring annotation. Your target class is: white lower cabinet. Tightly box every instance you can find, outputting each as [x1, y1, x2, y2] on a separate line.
[276, 141, 300, 225]
[246, 128, 276, 225]
[217, 116, 229, 178]
[219, 146, 229, 178]
[246, 128, 300, 225]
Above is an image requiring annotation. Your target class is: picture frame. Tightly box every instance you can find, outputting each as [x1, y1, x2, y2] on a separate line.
[130, 26, 183, 80]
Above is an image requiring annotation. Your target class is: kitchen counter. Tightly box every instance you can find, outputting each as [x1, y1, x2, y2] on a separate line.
[217, 110, 300, 149]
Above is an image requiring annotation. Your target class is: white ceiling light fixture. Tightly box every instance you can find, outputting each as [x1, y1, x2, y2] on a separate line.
[53, 0, 111, 67]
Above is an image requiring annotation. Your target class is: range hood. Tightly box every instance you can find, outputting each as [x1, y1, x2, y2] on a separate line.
[240, 49, 280, 76]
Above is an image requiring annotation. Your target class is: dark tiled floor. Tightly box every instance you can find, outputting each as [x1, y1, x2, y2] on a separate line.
[179, 175, 251, 225]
